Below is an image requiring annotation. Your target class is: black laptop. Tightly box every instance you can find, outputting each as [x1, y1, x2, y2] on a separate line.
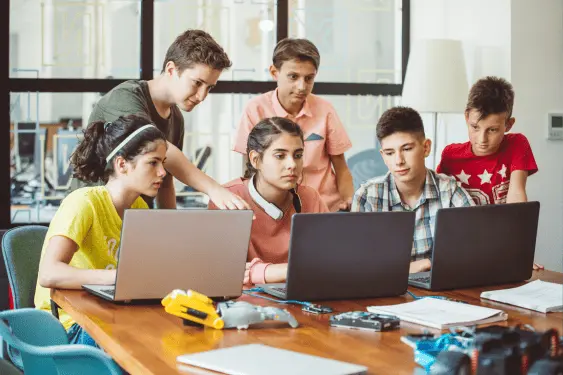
[257, 211, 415, 301]
[409, 202, 540, 291]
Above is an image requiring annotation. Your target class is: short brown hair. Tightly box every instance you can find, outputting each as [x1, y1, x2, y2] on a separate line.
[376, 107, 425, 141]
[272, 38, 320, 70]
[161, 29, 232, 73]
[466, 76, 514, 121]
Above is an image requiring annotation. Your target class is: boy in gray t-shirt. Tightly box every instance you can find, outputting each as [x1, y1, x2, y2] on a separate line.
[87, 29, 249, 211]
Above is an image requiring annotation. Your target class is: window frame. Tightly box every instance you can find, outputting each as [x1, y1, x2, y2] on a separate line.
[1, 0, 410, 227]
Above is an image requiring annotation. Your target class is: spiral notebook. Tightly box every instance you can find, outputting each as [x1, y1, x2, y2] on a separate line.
[367, 298, 508, 330]
[481, 280, 563, 313]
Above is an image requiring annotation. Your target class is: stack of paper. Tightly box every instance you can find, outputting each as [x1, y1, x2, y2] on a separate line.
[481, 279, 563, 313]
[367, 298, 508, 330]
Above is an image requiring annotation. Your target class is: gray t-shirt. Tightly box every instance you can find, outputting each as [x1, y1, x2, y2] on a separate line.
[89, 80, 184, 150]
[84, 80, 185, 207]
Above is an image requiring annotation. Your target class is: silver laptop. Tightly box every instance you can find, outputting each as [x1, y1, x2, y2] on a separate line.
[409, 202, 540, 291]
[177, 344, 367, 375]
[257, 211, 415, 301]
[83, 209, 253, 302]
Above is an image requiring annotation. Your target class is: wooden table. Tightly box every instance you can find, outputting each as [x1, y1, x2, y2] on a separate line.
[51, 271, 563, 375]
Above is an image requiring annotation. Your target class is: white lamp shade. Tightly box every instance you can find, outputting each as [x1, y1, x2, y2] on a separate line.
[401, 39, 469, 113]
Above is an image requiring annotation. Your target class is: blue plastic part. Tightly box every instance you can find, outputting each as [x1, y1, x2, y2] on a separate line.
[404, 333, 471, 372]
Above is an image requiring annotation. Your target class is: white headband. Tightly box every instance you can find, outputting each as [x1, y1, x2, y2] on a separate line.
[105, 124, 157, 163]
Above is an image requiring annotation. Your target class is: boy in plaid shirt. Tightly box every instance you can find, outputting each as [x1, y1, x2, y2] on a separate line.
[351, 107, 474, 273]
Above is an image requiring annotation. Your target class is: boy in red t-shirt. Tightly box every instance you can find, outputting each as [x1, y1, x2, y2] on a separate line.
[437, 76, 542, 270]
[437, 76, 538, 206]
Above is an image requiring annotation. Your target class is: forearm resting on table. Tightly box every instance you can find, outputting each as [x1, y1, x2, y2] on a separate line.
[38, 235, 116, 289]
[38, 262, 115, 289]
[409, 259, 431, 274]
[264, 263, 288, 284]
[247, 260, 288, 284]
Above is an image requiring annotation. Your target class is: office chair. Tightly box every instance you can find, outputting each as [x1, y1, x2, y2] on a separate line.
[193, 145, 212, 171]
[347, 147, 388, 191]
[1, 226, 48, 309]
[44, 128, 81, 194]
[1, 226, 48, 368]
[10, 124, 48, 215]
[178, 146, 212, 208]
[0, 309, 121, 375]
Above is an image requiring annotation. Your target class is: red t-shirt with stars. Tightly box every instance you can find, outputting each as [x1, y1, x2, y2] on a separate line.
[437, 133, 538, 205]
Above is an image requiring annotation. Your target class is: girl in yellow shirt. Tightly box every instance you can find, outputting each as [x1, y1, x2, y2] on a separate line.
[35, 114, 167, 345]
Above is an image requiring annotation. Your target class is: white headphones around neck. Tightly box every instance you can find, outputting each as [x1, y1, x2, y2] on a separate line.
[248, 175, 302, 220]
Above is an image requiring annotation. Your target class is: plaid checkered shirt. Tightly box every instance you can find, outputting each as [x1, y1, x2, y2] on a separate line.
[351, 169, 474, 260]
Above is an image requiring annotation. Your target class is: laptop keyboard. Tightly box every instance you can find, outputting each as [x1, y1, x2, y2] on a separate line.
[272, 287, 287, 294]
[100, 288, 115, 296]
[410, 276, 431, 284]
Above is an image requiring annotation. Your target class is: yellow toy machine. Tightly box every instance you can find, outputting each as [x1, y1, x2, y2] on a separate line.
[162, 289, 224, 329]
[162, 289, 299, 330]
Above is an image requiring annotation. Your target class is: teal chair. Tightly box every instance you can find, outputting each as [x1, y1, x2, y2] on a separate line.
[1, 225, 48, 369]
[347, 148, 389, 191]
[0, 309, 121, 375]
[1, 225, 48, 309]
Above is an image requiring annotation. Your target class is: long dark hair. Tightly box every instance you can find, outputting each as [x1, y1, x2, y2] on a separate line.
[71, 114, 166, 183]
[244, 117, 304, 179]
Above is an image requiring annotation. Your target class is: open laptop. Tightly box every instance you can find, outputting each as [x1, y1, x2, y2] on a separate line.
[257, 211, 415, 301]
[83, 209, 253, 302]
[409, 201, 540, 291]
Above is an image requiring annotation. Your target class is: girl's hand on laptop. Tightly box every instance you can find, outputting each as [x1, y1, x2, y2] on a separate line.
[533, 263, 544, 271]
[244, 262, 251, 284]
[208, 186, 251, 211]
[409, 259, 431, 274]
[264, 263, 288, 284]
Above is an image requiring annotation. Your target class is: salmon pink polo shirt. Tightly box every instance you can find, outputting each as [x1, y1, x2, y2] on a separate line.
[208, 178, 329, 284]
[233, 89, 352, 212]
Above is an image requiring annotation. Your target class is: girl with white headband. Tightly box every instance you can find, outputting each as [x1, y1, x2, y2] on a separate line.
[34, 114, 167, 346]
[209, 117, 328, 285]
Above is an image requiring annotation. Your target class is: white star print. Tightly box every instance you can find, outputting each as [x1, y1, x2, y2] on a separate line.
[498, 164, 507, 179]
[455, 170, 471, 185]
[478, 169, 492, 184]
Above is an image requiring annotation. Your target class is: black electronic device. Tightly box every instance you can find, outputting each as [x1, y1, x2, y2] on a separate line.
[301, 304, 333, 314]
[329, 311, 400, 332]
[16, 122, 37, 161]
[427, 325, 563, 375]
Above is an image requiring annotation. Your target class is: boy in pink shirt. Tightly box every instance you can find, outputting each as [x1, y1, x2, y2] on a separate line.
[211, 117, 328, 284]
[233, 38, 353, 212]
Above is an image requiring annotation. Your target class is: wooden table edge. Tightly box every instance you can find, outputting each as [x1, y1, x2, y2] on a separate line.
[51, 289, 156, 375]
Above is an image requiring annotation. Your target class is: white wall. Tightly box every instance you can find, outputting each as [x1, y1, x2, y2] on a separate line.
[411, 0, 563, 271]
[511, 0, 563, 272]
[410, 0, 512, 163]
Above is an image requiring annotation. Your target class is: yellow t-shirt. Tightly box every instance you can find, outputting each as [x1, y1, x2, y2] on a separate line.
[34, 186, 148, 329]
